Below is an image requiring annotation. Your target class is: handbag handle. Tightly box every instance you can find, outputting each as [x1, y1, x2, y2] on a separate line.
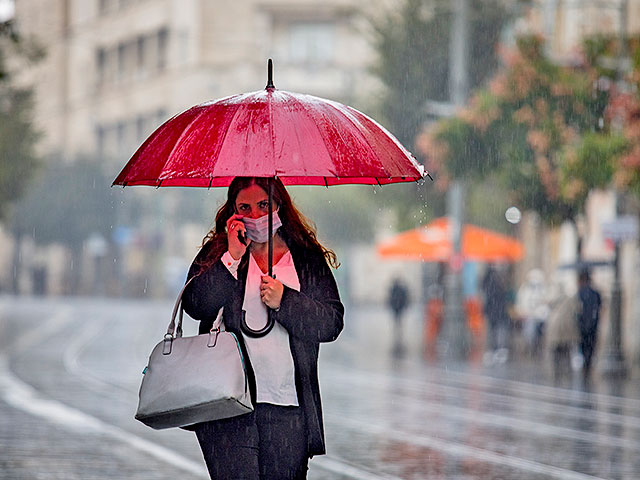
[166, 276, 194, 339]
[166, 275, 224, 338]
[163, 276, 224, 355]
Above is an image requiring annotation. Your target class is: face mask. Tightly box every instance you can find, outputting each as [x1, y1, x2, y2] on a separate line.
[241, 210, 282, 243]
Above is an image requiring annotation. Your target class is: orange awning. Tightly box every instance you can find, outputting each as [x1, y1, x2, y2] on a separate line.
[377, 217, 524, 262]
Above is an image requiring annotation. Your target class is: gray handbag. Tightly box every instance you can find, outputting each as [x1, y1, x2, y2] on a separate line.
[135, 279, 253, 429]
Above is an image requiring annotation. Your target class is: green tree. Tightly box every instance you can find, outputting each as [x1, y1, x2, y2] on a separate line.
[368, 0, 512, 230]
[370, 0, 510, 151]
[0, 19, 43, 220]
[419, 36, 611, 226]
[10, 158, 118, 293]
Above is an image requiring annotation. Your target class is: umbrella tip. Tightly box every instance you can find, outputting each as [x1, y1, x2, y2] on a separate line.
[266, 59, 275, 89]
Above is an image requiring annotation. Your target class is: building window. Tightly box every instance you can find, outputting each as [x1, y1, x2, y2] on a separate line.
[117, 42, 126, 81]
[98, 0, 112, 15]
[136, 35, 146, 71]
[95, 27, 169, 88]
[98, 0, 138, 15]
[157, 28, 168, 71]
[96, 109, 168, 159]
[288, 21, 334, 65]
[96, 47, 106, 86]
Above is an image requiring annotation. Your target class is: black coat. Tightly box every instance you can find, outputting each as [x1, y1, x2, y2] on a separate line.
[182, 240, 344, 457]
[577, 285, 601, 335]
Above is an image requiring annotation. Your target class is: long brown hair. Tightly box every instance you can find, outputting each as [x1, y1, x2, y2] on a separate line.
[199, 177, 338, 269]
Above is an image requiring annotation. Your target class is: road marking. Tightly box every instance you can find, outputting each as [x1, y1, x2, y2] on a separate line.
[0, 305, 210, 478]
[0, 357, 209, 477]
[63, 314, 136, 394]
[326, 414, 607, 480]
[0, 299, 386, 480]
[313, 456, 404, 479]
[324, 369, 640, 452]
[323, 364, 640, 432]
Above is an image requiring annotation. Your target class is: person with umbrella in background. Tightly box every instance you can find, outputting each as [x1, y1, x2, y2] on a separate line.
[576, 269, 601, 377]
[182, 176, 343, 479]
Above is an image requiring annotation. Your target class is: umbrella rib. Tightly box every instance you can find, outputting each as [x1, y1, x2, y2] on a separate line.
[288, 94, 335, 179]
[324, 101, 394, 181]
[268, 92, 276, 178]
[162, 107, 212, 178]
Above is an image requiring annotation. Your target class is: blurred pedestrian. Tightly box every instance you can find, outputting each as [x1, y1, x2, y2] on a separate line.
[576, 269, 601, 376]
[482, 265, 510, 364]
[182, 177, 344, 479]
[516, 269, 549, 358]
[545, 285, 579, 380]
[388, 277, 410, 354]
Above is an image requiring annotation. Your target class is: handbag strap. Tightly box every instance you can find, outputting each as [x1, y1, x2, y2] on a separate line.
[166, 275, 223, 339]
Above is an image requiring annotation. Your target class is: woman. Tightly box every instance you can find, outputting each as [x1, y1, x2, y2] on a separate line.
[182, 176, 344, 479]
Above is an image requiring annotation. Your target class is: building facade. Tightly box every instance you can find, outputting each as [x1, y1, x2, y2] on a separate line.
[14, 0, 379, 164]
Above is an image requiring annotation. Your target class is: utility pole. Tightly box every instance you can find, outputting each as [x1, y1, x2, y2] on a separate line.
[440, 0, 471, 358]
[599, 0, 630, 378]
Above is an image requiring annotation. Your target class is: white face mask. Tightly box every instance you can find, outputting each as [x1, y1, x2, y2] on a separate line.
[241, 210, 282, 243]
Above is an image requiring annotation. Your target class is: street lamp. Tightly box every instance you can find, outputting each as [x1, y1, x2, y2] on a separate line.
[599, 216, 638, 377]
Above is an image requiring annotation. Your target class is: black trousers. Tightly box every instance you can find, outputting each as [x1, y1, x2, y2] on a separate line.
[580, 330, 597, 372]
[195, 404, 308, 480]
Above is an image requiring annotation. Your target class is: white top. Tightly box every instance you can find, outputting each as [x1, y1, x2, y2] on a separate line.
[221, 250, 300, 406]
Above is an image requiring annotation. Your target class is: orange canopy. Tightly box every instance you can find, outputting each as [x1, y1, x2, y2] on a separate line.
[377, 217, 524, 262]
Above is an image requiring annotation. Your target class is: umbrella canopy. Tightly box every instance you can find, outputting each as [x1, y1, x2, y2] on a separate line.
[113, 60, 425, 337]
[113, 73, 424, 188]
[377, 217, 524, 262]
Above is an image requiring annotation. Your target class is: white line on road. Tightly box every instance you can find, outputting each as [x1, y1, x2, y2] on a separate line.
[323, 363, 640, 432]
[325, 369, 640, 452]
[0, 305, 210, 478]
[0, 355, 209, 477]
[313, 456, 404, 480]
[0, 299, 391, 480]
[327, 414, 607, 480]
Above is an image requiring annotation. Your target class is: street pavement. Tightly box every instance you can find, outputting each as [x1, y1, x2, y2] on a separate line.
[1, 295, 640, 479]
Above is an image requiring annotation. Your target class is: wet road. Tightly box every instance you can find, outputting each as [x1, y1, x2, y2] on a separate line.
[1, 295, 639, 479]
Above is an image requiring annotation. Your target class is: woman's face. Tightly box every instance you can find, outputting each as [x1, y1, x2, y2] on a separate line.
[234, 184, 270, 219]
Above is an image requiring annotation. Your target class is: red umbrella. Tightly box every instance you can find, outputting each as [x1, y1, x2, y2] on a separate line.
[114, 63, 424, 188]
[114, 60, 426, 335]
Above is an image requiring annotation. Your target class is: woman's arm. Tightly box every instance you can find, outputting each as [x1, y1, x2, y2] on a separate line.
[273, 255, 344, 343]
[182, 246, 238, 323]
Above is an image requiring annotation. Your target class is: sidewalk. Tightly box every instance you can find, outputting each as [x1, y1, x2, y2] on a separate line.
[0, 398, 202, 480]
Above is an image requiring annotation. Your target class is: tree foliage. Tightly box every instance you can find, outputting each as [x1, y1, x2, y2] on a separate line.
[418, 35, 619, 225]
[368, 0, 512, 229]
[586, 35, 640, 200]
[11, 159, 117, 248]
[0, 19, 43, 220]
[370, 0, 510, 152]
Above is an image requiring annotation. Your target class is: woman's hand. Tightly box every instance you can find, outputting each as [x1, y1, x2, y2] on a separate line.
[226, 214, 249, 259]
[260, 275, 284, 310]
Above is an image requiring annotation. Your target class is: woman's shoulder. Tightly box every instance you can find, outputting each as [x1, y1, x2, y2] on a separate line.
[188, 238, 226, 274]
[289, 243, 333, 275]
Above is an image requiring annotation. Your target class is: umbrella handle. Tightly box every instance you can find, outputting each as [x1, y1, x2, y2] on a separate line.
[241, 309, 275, 338]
